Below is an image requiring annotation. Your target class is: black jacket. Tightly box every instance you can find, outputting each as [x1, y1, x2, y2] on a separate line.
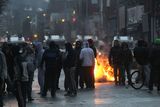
[90, 46, 97, 58]
[63, 49, 76, 68]
[134, 46, 150, 65]
[121, 48, 133, 65]
[74, 47, 82, 67]
[149, 46, 160, 70]
[41, 48, 61, 69]
[109, 46, 123, 66]
[63, 43, 76, 68]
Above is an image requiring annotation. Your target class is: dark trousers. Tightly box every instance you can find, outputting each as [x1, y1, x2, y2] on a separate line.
[64, 68, 69, 91]
[90, 65, 95, 88]
[56, 68, 61, 89]
[0, 79, 4, 107]
[6, 67, 14, 92]
[82, 66, 93, 88]
[27, 73, 34, 99]
[64, 67, 76, 93]
[113, 65, 123, 85]
[75, 67, 84, 89]
[38, 67, 44, 94]
[43, 68, 57, 97]
[15, 81, 27, 107]
[122, 64, 131, 85]
[149, 67, 160, 91]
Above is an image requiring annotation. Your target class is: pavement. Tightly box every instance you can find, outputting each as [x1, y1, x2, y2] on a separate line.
[3, 70, 160, 107]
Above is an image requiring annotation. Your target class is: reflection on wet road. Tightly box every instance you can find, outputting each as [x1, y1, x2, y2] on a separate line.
[4, 71, 160, 107]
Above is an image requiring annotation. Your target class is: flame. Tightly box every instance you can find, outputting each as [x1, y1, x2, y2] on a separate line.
[94, 52, 115, 82]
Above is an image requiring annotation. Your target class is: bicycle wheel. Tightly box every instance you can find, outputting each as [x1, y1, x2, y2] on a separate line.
[130, 70, 144, 89]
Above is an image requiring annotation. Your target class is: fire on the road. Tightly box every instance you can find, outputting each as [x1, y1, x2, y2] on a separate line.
[94, 52, 115, 82]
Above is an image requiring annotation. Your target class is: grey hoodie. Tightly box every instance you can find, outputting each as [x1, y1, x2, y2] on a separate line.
[80, 41, 95, 66]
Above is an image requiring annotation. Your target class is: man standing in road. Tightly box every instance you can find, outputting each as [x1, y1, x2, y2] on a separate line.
[0, 50, 7, 107]
[41, 41, 61, 97]
[149, 41, 160, 93]
[80, 41, 95, 89]
[134, 40, 150, 86]
[88, 39, 97, 88]
[109, 40, 123, 85]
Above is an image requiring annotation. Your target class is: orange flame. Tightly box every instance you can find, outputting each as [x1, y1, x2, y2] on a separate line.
[94, 52, 115, 82]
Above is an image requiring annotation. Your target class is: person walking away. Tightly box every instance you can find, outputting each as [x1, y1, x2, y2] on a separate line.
[121, 42, 133, 86]
[109, 40, 123, 85]
[0, 50, 7, 107]
[55, 44, 62, 90]
[34, 43, 45, 94]
[87, 39, 97, 88]
[40, 41, 61, 97]
[2, 43, 14, 93]
[14, 44, 29, 107]
[74, 41, 83, 89]
[80, 41, 95, 89]
[134, 40, 150, 87]
[149, 41, 160, 93]
[63, 43, 77, 96]
[26, 45, 36, 101]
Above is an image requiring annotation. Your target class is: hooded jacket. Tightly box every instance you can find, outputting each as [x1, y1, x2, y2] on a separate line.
[63, 43, 76, 68]
[14, 47, 29, 82]
[80, 42, 95, 67]
[0, 50, 7, 81]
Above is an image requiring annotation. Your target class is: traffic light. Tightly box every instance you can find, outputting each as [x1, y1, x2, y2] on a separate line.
[72, 17, 76, 23]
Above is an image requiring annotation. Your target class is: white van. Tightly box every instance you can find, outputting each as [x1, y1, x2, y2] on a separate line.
[112, 36, 135, 50]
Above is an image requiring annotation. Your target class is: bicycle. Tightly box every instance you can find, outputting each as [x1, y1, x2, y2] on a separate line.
[130, 69, 146, 89]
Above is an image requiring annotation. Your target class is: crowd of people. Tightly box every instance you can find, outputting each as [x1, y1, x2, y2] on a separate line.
[0, 39, 96, 107]
[109, 39, 160, 93]
[1, 38, 160, 107]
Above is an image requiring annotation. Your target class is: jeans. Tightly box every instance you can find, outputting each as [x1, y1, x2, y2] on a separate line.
[56, 68, 62, 89]
[140, 64, 151, 86]
[113, 65, 123, 85]
[15, 81, 27, 107]
[75, 67, 84, 89]
[27, 72, 34, 99]
[149, 67, 160, 91]
[122, 64, 131, 85]
[38, 67, 44, 93]
[43, 68, 58, 97]
[82, 66, 93, 88]
[64, 67, 77, 93]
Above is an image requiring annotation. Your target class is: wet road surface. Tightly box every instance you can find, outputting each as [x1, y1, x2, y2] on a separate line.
[4, 71, 160, 107]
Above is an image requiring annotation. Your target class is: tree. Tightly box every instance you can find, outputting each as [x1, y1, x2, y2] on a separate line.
[0, 0, 8, 14]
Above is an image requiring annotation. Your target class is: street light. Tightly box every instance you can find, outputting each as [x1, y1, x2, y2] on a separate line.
[61, 18, 65, 23]
[34, 34, 38, 38]
[73, 10, 76, 15]
[27, 16, 30, 19]
[43, 13, 46, 17]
